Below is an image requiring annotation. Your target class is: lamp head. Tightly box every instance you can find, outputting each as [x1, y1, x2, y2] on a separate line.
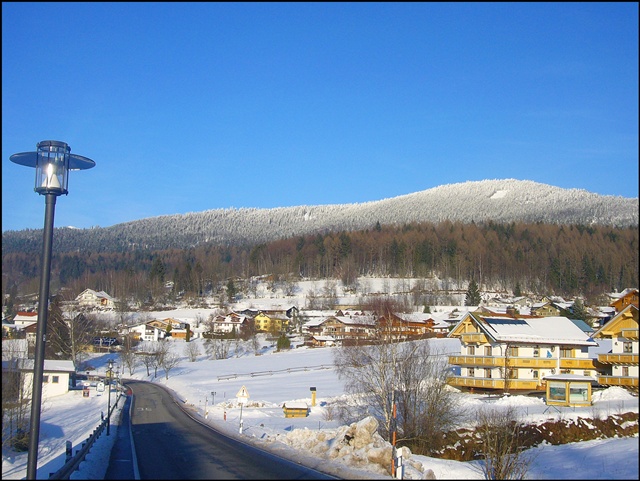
[9, 140, 95, 196]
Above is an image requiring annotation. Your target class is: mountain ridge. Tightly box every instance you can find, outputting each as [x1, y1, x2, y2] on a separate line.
[2, 179, 638, 254]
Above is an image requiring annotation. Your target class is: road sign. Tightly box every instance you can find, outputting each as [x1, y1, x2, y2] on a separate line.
[236, 385, 249, 399]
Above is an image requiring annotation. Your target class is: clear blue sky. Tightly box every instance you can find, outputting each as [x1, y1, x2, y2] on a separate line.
[2, 2, 638, 232]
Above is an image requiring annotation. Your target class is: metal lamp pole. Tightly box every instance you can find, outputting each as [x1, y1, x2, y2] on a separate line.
[10, 141, 95, 480]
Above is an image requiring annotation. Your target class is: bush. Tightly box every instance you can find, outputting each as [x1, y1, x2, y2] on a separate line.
[276, 334, 291, 351]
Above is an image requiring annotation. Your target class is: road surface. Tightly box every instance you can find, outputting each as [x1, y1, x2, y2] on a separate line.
[124, 380, 337, 480]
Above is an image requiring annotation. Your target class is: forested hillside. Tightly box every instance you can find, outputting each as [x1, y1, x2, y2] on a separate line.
[2, 179, 638, 255]
[3, 220, 637, 307]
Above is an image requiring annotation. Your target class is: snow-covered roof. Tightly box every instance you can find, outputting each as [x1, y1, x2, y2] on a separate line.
[477, 316, 597, 346]
[310, 335, 335, 342]
[15, 359, 76, 372]
[333, 315, 377, 326]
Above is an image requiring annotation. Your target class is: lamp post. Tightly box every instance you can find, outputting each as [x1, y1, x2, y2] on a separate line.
[10, 140, 95, 480]
[106, 359, 114, 435]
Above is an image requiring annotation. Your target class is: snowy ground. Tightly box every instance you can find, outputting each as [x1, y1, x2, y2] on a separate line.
[3, 278, 639, 479]
[2, 333, 638, 480]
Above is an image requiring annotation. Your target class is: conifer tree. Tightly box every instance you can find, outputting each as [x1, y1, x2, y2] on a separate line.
[465, 279, 481, 306]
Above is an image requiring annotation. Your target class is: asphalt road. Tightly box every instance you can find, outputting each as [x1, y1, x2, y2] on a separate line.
[122, 380, 337, 480]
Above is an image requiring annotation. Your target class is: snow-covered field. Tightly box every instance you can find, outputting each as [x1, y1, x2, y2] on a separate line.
[2, 332, 638, 480]
[3, 278, 639, 479]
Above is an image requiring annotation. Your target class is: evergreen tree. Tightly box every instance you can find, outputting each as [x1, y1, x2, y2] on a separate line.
[465, 279, 481, 306]
[276, 333, 290, 351]
[514, 281, 522, 297]
[226, 279, 237, 302]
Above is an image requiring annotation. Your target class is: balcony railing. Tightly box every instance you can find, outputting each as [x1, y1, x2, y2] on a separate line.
[597, 375, 639, 387]
[559, 358, 596, 369]
[620, 328, 639, 340]
[460, 332, 488, 343]
[447, 376, 541, 391]
[597, 353, 639, 365]
[449, 355, 596, 370]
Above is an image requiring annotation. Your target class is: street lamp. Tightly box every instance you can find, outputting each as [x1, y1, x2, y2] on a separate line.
[106, 359, 114, 435]
[10, 140, 95, 480]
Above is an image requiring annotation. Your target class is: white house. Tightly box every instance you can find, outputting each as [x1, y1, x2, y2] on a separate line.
[125, 322, 167, 342]
[13, 311, 38, 331]
[447, 313, 598, 392]
[209, 312, 250, 334]
[9, 359, 76, 399]
[76, 289, 116, 310]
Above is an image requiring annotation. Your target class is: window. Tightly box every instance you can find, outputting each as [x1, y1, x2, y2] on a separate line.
[548, 381, 566, 402]
[569, 384, 589, 402]
[484, 368, 492, 379]
[484, 346, 492, 356]
[623, 342, 632, 354]
[533, 346, 540, 358]
[52, 376, 59, 384]
[622, 366, 629, 377]
[468, 345, 475, 355]
[561, 348, 572, 358]
[468, 368, 475, 377]
[43, 375, 49, 383]
[507, 346, 519, 357]
[532, 370, 539, 379]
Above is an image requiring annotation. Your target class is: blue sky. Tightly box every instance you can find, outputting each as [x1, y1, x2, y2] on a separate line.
[2, 2, 638, 232]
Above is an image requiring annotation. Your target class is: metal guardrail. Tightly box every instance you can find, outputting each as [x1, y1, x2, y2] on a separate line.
[48, 391, 122, 480]
[217, 364, 333, 381]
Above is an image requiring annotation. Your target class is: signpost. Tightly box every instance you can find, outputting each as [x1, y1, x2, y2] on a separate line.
[236, 385, 249, 434]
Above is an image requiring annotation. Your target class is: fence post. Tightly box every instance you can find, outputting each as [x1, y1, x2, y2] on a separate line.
[65, 441, 72, 462]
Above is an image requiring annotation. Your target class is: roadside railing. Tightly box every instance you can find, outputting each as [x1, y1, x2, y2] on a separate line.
[48, 390, 122, 480]
[217, 364, 333, 381]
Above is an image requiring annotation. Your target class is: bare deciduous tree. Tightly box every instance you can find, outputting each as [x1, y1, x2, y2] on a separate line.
[333, 338, 463, 456]
[160, 349, 180, 379]
[2, 342, 30, 450]
[119, 332, 138, 376]
[184, 341, 201, 362]
[474, 405, 534, 480]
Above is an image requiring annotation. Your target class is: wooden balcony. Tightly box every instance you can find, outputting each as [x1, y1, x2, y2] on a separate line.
[559, 358, 597, 369]
[597, 375, 639, 387]
[460, 332, 488, 343]
[449, 355, 502, 367]
[447, 376, 540, 391]
[621, 328, 639, 340]
[449, 355, 596, 370]
[598, 353, 639, 365]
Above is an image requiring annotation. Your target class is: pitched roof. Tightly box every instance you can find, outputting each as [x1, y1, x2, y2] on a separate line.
[473, 315, 597, 346]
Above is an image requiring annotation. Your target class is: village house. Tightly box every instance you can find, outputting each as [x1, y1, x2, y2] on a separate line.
[253, 311, 290, 333]
[375, 311, 431, 339]
[147, 318, 193, 340]
[75, 289, 116, 310]
[125, 322, 167, 343]
[592, 304, 639, 391]
[530, 301, 562, 317]
[12, 311, 38, 331]
[306, 312, 377, 343]
[608, 288, 639, 314]
[447, 312, 598, 393]
[2, 358, 76, 400]
[209, 312, 250, 335]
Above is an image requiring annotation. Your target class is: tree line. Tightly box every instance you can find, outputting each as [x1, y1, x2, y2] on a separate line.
[2, 220, 638, 310]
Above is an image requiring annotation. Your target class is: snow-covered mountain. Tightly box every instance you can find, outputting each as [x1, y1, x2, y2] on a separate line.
[3, 179, 638, 254]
